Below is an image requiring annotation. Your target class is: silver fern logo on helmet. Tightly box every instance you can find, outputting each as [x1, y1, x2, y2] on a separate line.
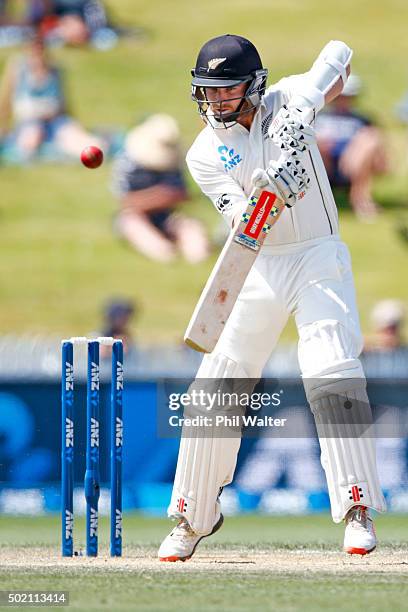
[207, 58, 227, 70]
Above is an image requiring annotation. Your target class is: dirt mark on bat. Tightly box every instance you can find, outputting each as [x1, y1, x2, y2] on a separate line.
[217, 290, 228, 304]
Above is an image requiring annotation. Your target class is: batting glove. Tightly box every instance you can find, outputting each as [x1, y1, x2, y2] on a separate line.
[252, 152, 311, 208]
[268, 105, 316, 154]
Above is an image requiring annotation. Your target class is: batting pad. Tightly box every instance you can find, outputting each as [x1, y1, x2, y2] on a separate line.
[168, 353, 255, 535]
[311, 385, 386, 522]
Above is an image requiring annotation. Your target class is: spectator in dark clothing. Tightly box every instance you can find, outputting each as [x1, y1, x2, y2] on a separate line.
[315, 75, 387, 221]
[100, 298, 136, 357]
[112, 114, 209, 263]
[28, 0, 113, 47]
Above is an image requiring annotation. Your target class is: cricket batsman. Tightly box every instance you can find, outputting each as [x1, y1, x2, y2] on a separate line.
[159, 34, 386, 561]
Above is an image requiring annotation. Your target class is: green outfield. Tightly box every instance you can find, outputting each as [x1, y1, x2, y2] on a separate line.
[1, 514, 407, 611]
[1, 0, 408, 342]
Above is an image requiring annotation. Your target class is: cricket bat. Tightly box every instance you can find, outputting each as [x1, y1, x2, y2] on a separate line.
[184, 186, 285, 353]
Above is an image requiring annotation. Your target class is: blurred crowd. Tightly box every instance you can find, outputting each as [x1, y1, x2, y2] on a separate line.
[0, 23, 405, 227]
[0, 19, 406, 351]
[0, 19, 209, 263]
[0, 34, 105, 161]
[0, 1, 146, 162]
[0, 1, 142, 49]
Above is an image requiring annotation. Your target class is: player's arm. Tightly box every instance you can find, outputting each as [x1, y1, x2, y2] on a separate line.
[267, 41, 352, 157]
[288, 40, 353, 114]
[186, 149, 248, 227]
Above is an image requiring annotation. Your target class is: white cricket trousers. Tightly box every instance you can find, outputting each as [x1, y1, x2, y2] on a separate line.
[168, 235, 386, 534]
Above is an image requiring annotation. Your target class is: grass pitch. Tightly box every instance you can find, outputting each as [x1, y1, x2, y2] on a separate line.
[1, 514, 407, 611]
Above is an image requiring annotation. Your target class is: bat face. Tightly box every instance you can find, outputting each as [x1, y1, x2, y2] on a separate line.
[184, 187, 285, 353]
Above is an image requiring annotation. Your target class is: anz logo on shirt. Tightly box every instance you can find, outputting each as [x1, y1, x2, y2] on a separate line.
[218, 145, 242, 171]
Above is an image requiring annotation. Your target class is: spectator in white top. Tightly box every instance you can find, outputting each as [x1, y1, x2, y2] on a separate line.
[366, 299, 406, 350]
[112, 114, 209, 263]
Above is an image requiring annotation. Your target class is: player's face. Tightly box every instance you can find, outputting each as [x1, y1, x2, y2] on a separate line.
[205, 83, 248, 116]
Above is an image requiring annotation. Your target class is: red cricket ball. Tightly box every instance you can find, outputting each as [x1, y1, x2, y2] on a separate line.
[80, 145, 104, 169]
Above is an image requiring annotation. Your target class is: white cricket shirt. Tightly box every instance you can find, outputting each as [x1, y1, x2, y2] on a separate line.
[186, 73, 339, 249]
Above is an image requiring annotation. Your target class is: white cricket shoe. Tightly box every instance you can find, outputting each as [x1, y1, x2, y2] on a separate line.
[158, 514, 224, 562]
[344, 506, 377, 555]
